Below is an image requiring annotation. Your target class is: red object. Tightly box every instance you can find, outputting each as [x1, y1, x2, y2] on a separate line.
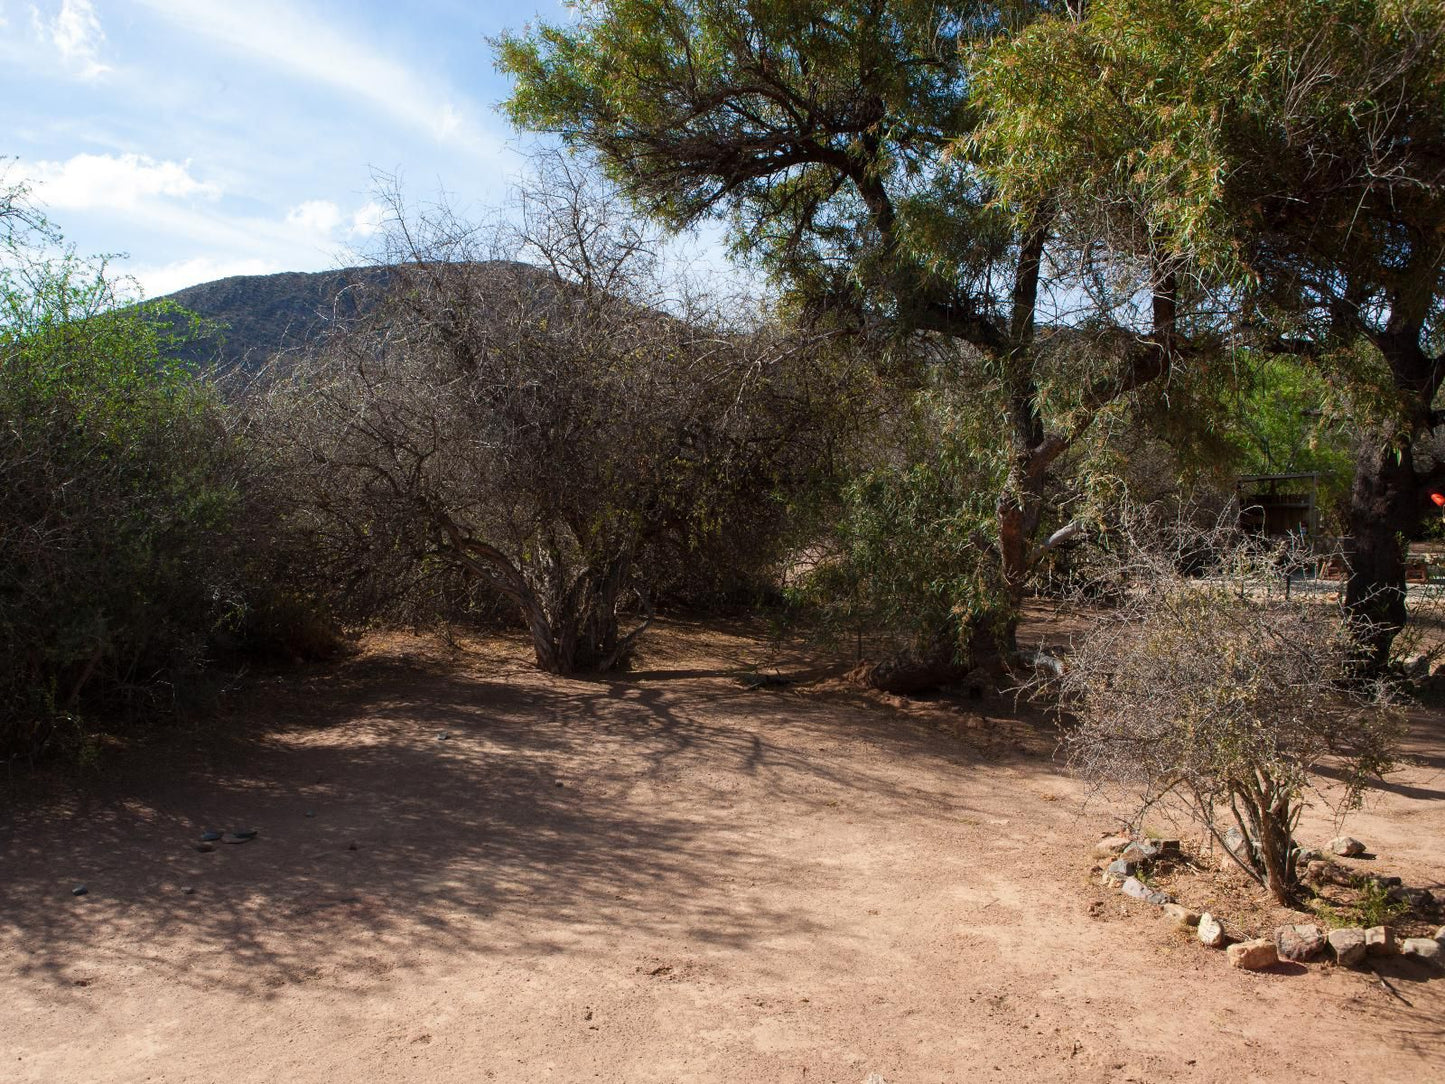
[1431, 493, 1445, 507]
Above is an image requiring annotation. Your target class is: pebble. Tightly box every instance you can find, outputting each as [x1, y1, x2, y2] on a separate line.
[71, 885, 88, 897]
[1328, 836, 1365, 857]
[194, 843, 215, 853]
[1327, 927, 1367, 967]
[221, 832, 255, 845]
[437, 732, 450, 741]
[1197, 913, 1225, 948]
[1401, 938, 1442, 965]
[1275, 923, 1326, 962]
[1227, 938, 1278, 970]
[181, 886, 196, 896]
[199, 831, 222, 843]
[1365, 926, 1395, 956]
[305, 810, 315, 818]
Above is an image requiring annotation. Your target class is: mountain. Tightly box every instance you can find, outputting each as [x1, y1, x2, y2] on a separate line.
[155, 266, 394, 374]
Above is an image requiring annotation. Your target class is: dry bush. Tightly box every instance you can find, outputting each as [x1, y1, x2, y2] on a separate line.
[1056, 511, 1402, 904]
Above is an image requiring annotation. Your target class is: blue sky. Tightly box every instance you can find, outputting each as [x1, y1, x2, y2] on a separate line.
[2, 1, 571, 296]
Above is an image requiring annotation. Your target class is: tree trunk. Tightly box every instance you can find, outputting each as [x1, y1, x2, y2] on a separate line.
[856, 613, 1009, 695]
[1345, 424, 1418, 674]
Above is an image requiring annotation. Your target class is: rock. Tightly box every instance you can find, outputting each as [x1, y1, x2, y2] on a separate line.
[1093, 835, 1132, 857]
[71, 885, 88, 897]
[1151, 838, 1183, 858]
[181, 886, 196, 896]
[1327, 927, 1367, 967]
[1387, 885, 1434, 910]
[1105, 857, 1138, 879]
[436, 731, 450, 740]
[1275, 923, 1326, 962]
[1162, 903, 1200, 927]
[1435, 926, 1445, 943]
[194, 843, 215, 853]
[1197, 913, 1226, 948]
[1121, 841, 1161, 864]
[1222, 826, 1249, 859]
[1399, 653, 1431, 680]
[1227, 939, 1278, 970]
[230, 828, 258, 840]
[1295, 847, 1323, 863]
[1401, 938, 1442, 965]
[1365, 926, 1395, 956]
[1366, 874, 1403, 888]
[304, 810, 315, 818]
[199, 831, 222, 843]
[1120, 876, 1172, 906]
[1328, 836, 1365, 857]
[1304, 860, 1332, 884]
[221, 832, 255, 845]
[347, 841, 359, 851]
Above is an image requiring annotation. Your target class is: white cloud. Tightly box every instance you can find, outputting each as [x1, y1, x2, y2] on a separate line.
[27, 152, 221, 210]
[285, 198, 343, 235]
[128, 255, 280, 299]
[31, 0, 110, 79]
[348, 200, 387, 238]
[134, 0, 501, 158]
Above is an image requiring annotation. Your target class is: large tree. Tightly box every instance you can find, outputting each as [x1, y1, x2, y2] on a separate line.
[972, 0, 1445, 668]
[499, 0, 1213, 685]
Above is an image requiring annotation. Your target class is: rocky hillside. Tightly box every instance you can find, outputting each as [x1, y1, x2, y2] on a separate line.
[156, 266, 394, 374]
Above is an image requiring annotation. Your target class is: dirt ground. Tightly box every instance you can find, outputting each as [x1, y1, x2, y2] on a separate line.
[2, 616, 1442, 1083]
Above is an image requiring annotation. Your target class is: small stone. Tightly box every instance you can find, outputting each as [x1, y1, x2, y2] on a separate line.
[1227, 938, 1278, 970]
[199, 831, 222, 843]
[1120, 876, 1172, 905]
[1327, 927, 1367, 967]
[1275, 923, 1326, 962]
[1387, 885, 1434, 910]
[1304, 860, 1331, 884]
[1435, 926, 1445, 943]
[555, 780, 565, 788]
[347, 841, 359, 851]
[1093, 835, 1131, 857]
[436, 731, 450, 740]
[1364, 926, 1395, 956]
[221, 831, 255, 845]
[1328, 836, 1365, 857]
[181, 886, 196, 896]
[1294, 847, 1323, 863]
[1401, 938, 1442, 965]
[1121, 841, 1161, 863]
[1105, 857, 1138, 879]
[1151, 839, 1183, 858]
[194, 843, 215, 853]
[305, 810, 315, 818]
[1197, 913, 1225, 948]
[71, 885, 88, 897]
[1162, 903, 1199, 927]
[1221, 827, 1252, 863]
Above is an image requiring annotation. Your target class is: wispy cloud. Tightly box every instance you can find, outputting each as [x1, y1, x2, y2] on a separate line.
[134, 0, 501, 159]
[29, 0, 110, 79]
[25, 152, 221, 210]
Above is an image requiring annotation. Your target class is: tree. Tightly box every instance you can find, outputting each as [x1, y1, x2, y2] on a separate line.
[498, 1, 1214, 687]
[971, 0, 1445, 669]
[263, 161, 844, 674]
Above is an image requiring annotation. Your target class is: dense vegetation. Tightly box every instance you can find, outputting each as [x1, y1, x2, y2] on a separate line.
[2, 0, 1439, 854]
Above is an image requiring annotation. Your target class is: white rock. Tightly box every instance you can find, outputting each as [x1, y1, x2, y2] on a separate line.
[1328, 836, 1365, 857]
[1401, 938, 1442, 965]
[1327, 927, 1367, 967]
[1093, 835, 1131, 857]
[1162, 903, 1200, 927]
[1197, 912, 1225, 948]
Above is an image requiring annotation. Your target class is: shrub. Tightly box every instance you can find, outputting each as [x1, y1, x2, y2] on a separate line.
[1056, 513, 1402, 904]
[0, 213, 247, 761]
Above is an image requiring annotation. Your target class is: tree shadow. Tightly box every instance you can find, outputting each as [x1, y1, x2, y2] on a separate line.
[0, 635, 1014, 1001]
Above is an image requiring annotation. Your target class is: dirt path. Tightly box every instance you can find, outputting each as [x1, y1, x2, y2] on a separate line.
[2, 621, 1442, 1083]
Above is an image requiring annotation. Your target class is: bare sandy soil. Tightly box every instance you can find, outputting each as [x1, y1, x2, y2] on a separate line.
[2, 617, 1442, 1083]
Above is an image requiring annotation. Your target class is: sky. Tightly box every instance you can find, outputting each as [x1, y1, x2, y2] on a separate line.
[1, 1, 584, 297]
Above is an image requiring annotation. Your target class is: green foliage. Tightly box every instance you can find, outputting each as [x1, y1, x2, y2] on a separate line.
[793, 370, 1005, 653]
[0, 215, 246, 762]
